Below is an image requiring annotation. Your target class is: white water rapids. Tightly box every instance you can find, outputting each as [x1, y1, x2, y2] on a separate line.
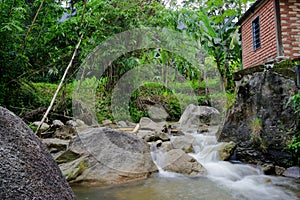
[73, 126, 299, 200]
[150, 126, 299, 200]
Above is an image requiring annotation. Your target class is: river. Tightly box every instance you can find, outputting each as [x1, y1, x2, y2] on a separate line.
[72, 126, 300, 200]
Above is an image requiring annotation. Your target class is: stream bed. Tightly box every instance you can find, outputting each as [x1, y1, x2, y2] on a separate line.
[72, 173, 300, 200]
[72, 126, 300, 200]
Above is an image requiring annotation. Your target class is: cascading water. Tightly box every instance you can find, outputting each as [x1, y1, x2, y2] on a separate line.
[150, 126, 299, 200]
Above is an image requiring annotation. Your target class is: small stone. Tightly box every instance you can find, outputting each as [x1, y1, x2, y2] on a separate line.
[218, 141, 236, 161]
[102, 119, 113, 126]
[54, 126, 77, 139]
[275, 166, 285, 176]
[53, 120, 64, 127]
[117, 121, 128, 127]
[42, 138, 70, 153]
[283, 166, 300, 178]
[32, 121, 50, 132]
[137, 130, 155, 139]
[139, 117, 166, 133]
[66, 120, 77, 127]
[262, 164, 275, 175]
[75, 119, 85, 126]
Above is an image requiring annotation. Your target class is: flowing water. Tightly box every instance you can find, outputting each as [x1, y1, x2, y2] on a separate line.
[73, 126, 300, 200]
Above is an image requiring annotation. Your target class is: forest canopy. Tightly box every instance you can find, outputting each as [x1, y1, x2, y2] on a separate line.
[0, 0, 255, 123]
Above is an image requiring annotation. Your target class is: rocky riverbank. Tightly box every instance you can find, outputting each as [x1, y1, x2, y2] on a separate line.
[218, 69, 299, 175]
[28, 98, 299, 187]
[29, 104, 229, 186]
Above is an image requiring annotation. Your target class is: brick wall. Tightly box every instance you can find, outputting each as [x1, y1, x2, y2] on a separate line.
[280, 0, 300, 58]
[241, 0, 278, 69]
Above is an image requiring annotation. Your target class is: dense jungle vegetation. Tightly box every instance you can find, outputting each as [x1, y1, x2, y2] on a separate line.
[1, 0, 255, 122]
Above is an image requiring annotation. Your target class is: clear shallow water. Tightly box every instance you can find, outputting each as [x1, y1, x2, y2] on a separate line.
[72, 175, 233, 200]
[72, 126, 300, 200]
[72, 174, 300, 200]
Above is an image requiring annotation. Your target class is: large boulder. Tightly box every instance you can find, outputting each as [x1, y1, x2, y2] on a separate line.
[160, 149, 207, 175]
[58, 127, 158, 186]
[178, 104, 220, 132]
[218, 71, 298, 167]
[171, 135, 195, 153]
[0, 107, 75, 200]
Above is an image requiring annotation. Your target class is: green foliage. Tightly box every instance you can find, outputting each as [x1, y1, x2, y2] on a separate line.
[286, 94, 300, 166]
[225, 91, 236, 110]
[1, 0, 255, 124]
[286, 131, 300, 166]
[28, 122, 38, 133]
[287, 94, 300, 114]
[249, 117, 267, 152]
[250, 117, 262, 138]
[24, 82, 73, 116]
[129, 83, 182, 122]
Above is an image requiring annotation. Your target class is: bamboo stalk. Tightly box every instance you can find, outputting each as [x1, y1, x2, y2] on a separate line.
[35, 36, 83, 135]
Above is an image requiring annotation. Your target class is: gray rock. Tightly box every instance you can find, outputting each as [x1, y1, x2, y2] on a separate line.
[144, 132, 170, 143]
[54, 126, 77, 139]
[117, 120, 128, 127]
[275, 166, 285, 176]
[126, 121, 137, 127]
[171, 135, 195, 153]
[58, 127, 158, 186]
[137, 130, 155, 139]
[66, 120, 77, 127]
[53, 119, 64, 127]
[218, 141, 236, 161]
[75, 119, 85, 126]
[218, 71, 298, 167]
[59, 156, 88, 181]
[179, 104, 220, 132]
[102, 119, 113, 126]
[42, 138, 70, 153]
[55, 149, 81, 164]
[160, 141, 172, 152]
[32, 121, 50, 131]
[160, 149, 207, 175]
[0, 106, 75, 199]
[147, 104, 169, 121]
[139, 117, 166, 133]
[283, 166, 300, 178]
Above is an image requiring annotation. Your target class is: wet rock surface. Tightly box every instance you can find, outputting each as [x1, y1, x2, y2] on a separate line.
[160, 149, 207, 175]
